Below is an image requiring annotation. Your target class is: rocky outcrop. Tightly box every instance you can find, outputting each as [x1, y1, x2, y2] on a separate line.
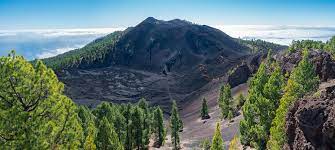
[226, 53, 265, 87]
[276, 50, 335, 82]
[285, 80, 335, 150]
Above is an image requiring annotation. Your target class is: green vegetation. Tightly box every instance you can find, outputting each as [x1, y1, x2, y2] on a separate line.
[210, 122, 224, 150]
[267, 49, 319, 149]
[201, 97, 210, 119]
[236, 93, 246, 109]
[0, 51, 83, 149]
[96, 117, 123, 150]
[229, 136, 240, 150]
[288, 36, 335, 54]
[0, 52, 168, 149]
[238, 38, 284, 53]
[170, 100, 183, 150]
[218, 84, 233, 120]
[200, 138, 211, 150]
[42, 31, 123, 70]
[240, 53, 284, 149]
[153, 107, 166, 147]
[2, 35, 330, 149]
[83, 121, 97, 150]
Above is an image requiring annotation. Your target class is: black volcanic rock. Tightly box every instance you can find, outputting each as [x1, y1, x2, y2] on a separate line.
[285, 80, 335, 150]
[50, 17, 284, 111]
[103, 17, 250, 74]
[276, 50, 335, 82]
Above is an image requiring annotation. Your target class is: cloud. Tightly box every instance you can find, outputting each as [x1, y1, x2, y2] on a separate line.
[214, 25, 335, 45]
[0, 28, 126, 38]
[36, 45, 84, 59]
[1, 26, 335, 60]
[0, 28, 125, 60]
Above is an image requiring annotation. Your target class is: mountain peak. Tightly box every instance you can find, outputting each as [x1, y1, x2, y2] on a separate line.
[142, 17, 160, 24]
[140, 17, 191, 26]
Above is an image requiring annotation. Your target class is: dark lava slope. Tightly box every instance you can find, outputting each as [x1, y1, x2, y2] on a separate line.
[285, 80, 335, 150]
[47, 17, 284, 111]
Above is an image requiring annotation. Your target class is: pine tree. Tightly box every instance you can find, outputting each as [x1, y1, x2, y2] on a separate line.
[240, 59, 285, 149]
[218, 84, 233, 119]
[201, 138, 211, 150]
[210, 122, 224, 150]
[227, 110, 233, 121]
[153, 107, 166, 147]
[240, 62, 268, 147]
[124, 103, 133, 150]
[84, 121, 97, 150]
[138, 98, 151, 148]
[96, 117, 124, 150]
[201, 97, 210, 119]
[0, 51, 82, 149]
[110, 105, 126, 145]
[92, 102, 114, 123]
[268, 49, 319, 150]
[229, 136, 239, 150]
[132, 106, 144, 150]
[78, 105, 96, 148]
[170, 100, 182, 150]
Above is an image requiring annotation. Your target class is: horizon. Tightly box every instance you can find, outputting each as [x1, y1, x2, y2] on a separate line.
[1, 0, 335, 30]
[1, 20, 335, 60]
[1, 0, 335, 59]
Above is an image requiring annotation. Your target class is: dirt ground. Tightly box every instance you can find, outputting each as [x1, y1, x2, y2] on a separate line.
[151, 83, 248, 149]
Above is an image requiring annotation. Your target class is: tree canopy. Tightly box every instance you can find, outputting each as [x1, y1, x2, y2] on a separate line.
[210, 122, 224, 150]
[240, 57, 284, 149]
[267, 49, 319, 149]
[0, 51, 83, 149]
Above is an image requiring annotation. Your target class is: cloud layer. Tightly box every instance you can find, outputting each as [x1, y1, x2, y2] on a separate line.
[0, 28, 125, 60]
[0, 26, 334, 60]
[215, 25, 335, 45]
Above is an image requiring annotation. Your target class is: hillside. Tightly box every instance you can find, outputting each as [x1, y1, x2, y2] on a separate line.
[42, 17, 285, 110]
[43, 17, 284, 72]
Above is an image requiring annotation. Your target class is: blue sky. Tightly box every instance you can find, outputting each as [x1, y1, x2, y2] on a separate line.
[1, 0, 335, 29]
[1, 0, 335, 60]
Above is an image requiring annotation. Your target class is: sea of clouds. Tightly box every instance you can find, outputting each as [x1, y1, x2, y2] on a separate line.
[0, 25, 334, 60]
[0, 28, 124, 60]
[217, 25, 335, 45]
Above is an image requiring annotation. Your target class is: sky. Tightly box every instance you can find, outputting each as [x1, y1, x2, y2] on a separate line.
[0, 0, 335, 60]
[1, 0, 335, 29]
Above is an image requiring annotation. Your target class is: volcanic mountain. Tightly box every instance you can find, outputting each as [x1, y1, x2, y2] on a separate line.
[43, 17, 285, 111]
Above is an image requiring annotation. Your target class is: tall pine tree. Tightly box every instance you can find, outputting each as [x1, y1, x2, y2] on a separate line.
[201, 97, 210, 119]
[78, 105, 96, 148]
[124, 103, 133, 150]
[132, 106, 144, 150]
[96, 117, 124, 150]
[210, 122, 224, 150]
[240, 58, 284, 149]
[218, 84, 233, 119]
[153, 107, 166, 147]
[138, 98, 151, 148]
[83, 121, 97, 150]
[268, 49, 319, 150]
[170, 100, 182, 150]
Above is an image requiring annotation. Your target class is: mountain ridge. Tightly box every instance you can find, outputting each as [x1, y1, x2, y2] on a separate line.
[42, 17, 285, 72]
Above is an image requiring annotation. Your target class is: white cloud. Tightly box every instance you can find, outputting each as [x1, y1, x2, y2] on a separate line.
[36, 45, 84, 59]
[214, 25, 335, 45]
[0, 28, 126, 60]
[1, 26, 335, 60]
[0, 28, 126, 38]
